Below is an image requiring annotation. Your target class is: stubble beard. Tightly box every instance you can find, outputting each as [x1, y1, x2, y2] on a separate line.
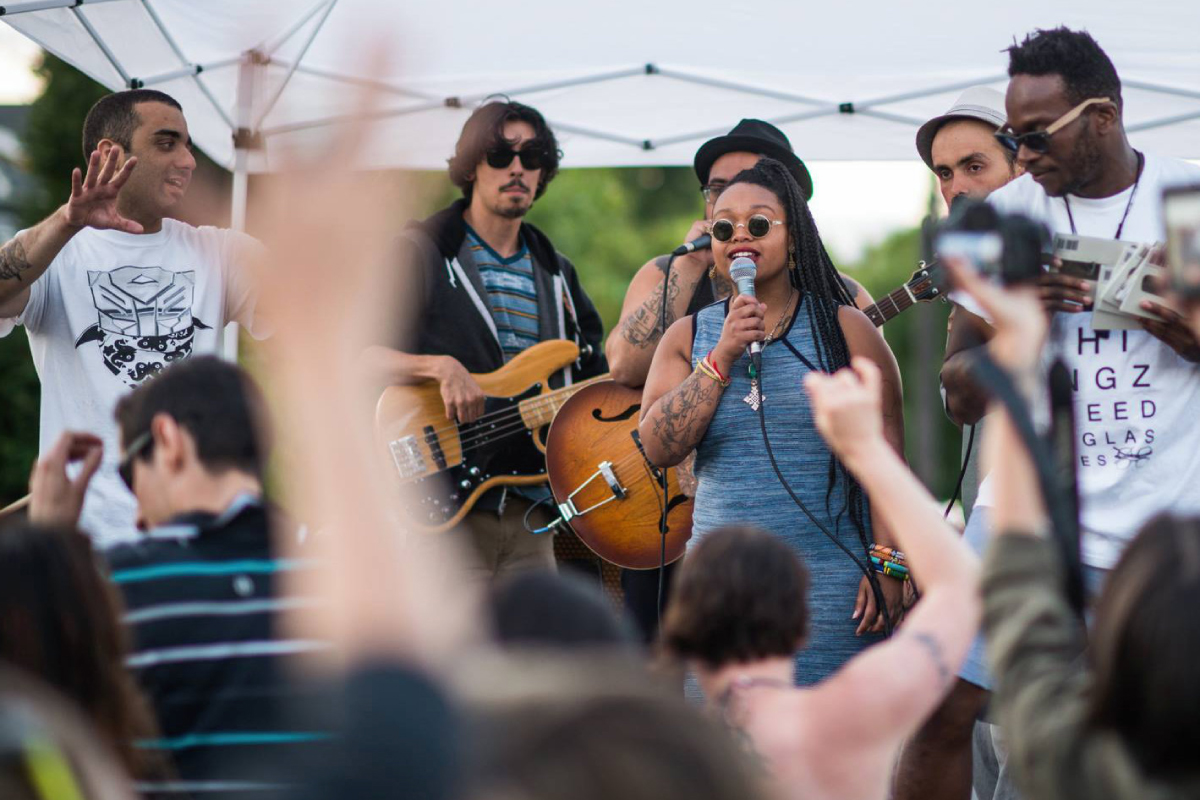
[1059, 127, 1104, 197]
[491, 195, 531, 220]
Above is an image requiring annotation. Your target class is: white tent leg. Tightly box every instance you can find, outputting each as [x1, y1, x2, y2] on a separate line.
[222, 156, 249, 362]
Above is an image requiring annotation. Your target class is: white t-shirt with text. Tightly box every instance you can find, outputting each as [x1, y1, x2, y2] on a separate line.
[0, 220, 261, 548]
[969, 154, 1200, 568]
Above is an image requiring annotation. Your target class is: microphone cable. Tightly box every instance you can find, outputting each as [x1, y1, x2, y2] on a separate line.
[754, 356, 895, 637]
[655, 254, 677, 630]
[944, 424, 976, 519]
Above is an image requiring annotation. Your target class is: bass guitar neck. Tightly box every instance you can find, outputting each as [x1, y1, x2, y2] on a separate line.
[375, 339, 605, 532]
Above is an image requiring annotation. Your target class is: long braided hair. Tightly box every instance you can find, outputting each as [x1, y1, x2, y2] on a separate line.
[718, 157, 871, 558]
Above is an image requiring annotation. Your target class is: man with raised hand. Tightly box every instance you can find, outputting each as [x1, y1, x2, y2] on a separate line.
[0, 89, 264, 548]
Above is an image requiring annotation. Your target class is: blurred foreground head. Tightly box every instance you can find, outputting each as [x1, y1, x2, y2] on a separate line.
[663, 525, 809, 670]
[1088, 514, 1200, 780]
[0, 666, 135, 800]
[459, 654, 767, 800]
[0, 524, 157, 779]
[490, 571, 638, 651]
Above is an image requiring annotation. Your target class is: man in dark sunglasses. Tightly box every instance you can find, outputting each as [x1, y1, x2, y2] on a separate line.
[363, 99, 607, 579]
[924, 27, 1200, 800]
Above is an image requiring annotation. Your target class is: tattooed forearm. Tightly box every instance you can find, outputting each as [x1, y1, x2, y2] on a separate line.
[0, 239, 31, 283]
[908, 631, 951, 686]
[620, 267, 682, 348]
[650, 372, 722, 462]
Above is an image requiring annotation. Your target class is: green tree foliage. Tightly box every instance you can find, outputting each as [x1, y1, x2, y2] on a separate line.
[18, 55, 108, 227]
[844, 225, 963, 498]
[1, 55, 107, 505]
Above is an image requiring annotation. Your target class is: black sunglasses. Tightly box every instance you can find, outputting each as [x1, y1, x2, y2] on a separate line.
[994, 97, 1110, 155]
[118, 431, 153, 492]
[485, 145, 546, 171]
[709, 214, 785, 242]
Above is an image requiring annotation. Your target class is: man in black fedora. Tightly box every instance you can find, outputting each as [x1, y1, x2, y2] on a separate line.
[606, 119, 873, 640]
[606, 118, 870, 389]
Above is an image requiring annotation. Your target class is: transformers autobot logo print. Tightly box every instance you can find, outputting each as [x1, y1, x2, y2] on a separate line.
[74, 266, 211, 387]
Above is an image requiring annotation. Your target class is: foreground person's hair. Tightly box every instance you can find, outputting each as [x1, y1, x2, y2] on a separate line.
[662, 525, 809, 669]
[1087, 514, 1200, 779]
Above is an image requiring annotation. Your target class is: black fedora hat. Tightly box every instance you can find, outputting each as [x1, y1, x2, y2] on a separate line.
[693, 119, 813, 201]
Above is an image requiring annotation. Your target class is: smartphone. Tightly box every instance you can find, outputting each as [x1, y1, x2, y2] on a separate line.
[1163, 183, 1200, 300]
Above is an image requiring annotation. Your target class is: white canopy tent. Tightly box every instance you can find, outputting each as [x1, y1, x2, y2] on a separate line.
[4, 0, 1200, 172]
[4, 0, 1200, 353]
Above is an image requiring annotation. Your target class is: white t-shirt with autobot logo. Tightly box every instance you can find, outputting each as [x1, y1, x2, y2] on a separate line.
[0, 220, 262, 548]
[968, 154, 1200, 569]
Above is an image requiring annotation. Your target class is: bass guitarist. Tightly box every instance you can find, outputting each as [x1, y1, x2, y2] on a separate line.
[363, 100, 606, 579]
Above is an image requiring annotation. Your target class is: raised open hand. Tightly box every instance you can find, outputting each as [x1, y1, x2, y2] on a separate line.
[804, 356, 885, 462]
[64, 148, 143, 234]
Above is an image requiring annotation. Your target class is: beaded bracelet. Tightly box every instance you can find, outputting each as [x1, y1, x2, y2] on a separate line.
[869, 544, 907, 564]
[871, 558, 910, 581]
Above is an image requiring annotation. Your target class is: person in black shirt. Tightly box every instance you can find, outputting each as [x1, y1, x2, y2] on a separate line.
[106, 356, 323, 797]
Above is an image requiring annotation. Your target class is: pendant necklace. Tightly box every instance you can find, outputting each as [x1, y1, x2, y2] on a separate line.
[743, 285, 796, 412]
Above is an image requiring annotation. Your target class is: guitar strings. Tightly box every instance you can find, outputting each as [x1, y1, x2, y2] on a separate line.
[403, 375, 609, 443]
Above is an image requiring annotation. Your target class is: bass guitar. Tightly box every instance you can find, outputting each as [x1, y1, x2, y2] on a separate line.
[544, 260, 948, 570]
[375, 340, 607, 532]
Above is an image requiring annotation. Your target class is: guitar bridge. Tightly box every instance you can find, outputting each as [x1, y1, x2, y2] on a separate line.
[557, 460, 627, 522]
[389, 435, 427, 480]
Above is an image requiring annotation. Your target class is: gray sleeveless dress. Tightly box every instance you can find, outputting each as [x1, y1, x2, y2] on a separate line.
[690, 296, 882, 686]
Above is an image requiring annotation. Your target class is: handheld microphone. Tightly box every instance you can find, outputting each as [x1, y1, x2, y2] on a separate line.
[672, 234, 711, 257]
[728, 256, 762, 369]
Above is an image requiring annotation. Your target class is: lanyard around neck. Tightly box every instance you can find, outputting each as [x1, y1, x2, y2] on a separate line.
[1063, 150, 1144, 240]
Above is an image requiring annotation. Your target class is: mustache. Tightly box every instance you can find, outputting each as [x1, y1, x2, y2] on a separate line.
[501, 179, 530, 192]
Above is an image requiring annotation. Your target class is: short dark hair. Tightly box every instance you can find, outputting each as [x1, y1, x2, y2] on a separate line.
[662, 526, 808, 669]
[447, 99, 561, 201]
[1088, 514, 1200, 780]
[82, 89, 183, 160]
[114, 356, 269, 478]
[1006, 27, 1123, 110]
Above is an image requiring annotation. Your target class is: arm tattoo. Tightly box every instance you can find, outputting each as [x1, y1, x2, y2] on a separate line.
[619, 267, 682, 348]
[651, 372, 721, 462]
[908, 631, 951, 686]
[0, 239, 31, 283]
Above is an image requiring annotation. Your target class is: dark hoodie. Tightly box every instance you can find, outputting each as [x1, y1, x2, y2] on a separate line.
[394, 199, 607, 387]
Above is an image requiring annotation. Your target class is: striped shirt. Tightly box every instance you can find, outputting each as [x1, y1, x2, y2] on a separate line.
[105, 495, 328, 796]
[465, 225, 540, 362]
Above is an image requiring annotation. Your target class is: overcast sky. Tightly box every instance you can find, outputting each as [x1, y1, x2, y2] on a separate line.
[0, 25, 933, 263]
